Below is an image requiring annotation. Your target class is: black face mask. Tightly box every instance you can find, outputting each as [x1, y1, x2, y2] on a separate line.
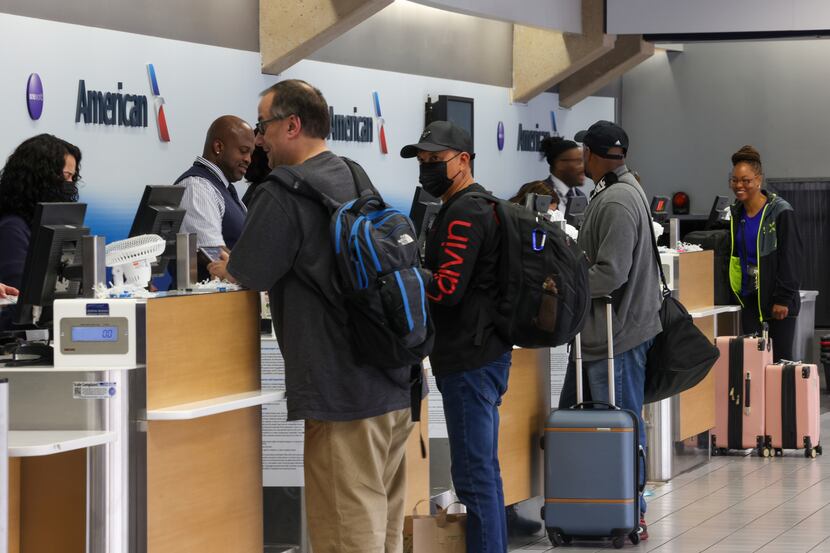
[57, 181, 78, 202]
[418, 153, 461, 198]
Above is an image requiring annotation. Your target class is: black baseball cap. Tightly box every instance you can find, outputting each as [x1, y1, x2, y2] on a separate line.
[574, 120, 629, 159]
[400, 121, 475, 159]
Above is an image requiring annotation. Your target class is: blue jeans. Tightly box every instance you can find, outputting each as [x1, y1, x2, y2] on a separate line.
[436, 351, 512, 553]
[580, 338, 653, 515]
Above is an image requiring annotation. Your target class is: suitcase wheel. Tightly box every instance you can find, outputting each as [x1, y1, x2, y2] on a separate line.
[806, 447, 817, 459]
[720, 448, 729, 456]
[756, 447, 769, 457]
[816, 445, 823, 455]
[547, 529, 564, 547]
[629, 530, 641, 545]
[613, 535, 626, 549]
[775, 448, 783, 457]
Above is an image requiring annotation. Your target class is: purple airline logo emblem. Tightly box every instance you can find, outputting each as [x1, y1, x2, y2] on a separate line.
[27, 73, 44, 120]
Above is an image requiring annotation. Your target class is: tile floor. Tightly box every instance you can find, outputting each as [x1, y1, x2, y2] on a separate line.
[509, 411, 830, 553]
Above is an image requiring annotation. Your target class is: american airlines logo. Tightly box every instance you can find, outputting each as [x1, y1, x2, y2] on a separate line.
[147, 63, 171, 142]
[73, 64, 171, 142]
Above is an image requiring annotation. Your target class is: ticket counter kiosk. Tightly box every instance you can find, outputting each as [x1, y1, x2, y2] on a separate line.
[2, 290, 280, 553]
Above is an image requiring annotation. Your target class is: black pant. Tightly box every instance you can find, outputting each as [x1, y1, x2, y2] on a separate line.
[740, 294, 797, 362]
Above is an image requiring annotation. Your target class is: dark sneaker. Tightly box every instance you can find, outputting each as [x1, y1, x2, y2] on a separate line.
[638, 517, 649, 541]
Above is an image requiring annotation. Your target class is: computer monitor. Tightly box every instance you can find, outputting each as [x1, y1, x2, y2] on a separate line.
[706, 195, 731, 229]
[565, 196, 588, 229]
[651, 195, 670, 224]
[128, 185, 186, 277]
[524, 193, 553, 214]
[408, 187, 441, 258]
[15, 202, 89, 327]
[425, 95, 475, 174]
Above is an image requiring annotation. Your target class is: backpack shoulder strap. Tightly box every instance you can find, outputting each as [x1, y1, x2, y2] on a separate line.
[464, 190, 499, 204]
[265, 166, 341, 213]
[340, 157, 379, 199]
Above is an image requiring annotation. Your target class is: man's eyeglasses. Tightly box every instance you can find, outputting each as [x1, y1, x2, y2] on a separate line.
[255, 113, 292, 135]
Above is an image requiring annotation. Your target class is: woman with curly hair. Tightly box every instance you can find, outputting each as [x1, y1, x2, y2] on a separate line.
[0, 134, 81, 328]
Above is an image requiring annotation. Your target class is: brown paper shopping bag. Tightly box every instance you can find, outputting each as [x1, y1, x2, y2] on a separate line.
[404, 500, 466, 553]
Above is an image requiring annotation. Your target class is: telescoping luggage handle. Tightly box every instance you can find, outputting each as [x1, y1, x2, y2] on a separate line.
[575, 297, 616, 408]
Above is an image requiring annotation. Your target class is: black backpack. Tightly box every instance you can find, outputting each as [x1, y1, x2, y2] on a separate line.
[468, 192, 591, 348]
[268, 158, 434, 371]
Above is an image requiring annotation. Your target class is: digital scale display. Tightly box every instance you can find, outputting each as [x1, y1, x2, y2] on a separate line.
[71, 326, 119, 342]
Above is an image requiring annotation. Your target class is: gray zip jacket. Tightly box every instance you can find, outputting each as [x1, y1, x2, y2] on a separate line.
[578, 165, 662, 361]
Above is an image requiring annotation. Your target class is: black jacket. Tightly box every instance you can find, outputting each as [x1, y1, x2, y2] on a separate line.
[728, 191, 802, 320]
[424, 184, 511, 375]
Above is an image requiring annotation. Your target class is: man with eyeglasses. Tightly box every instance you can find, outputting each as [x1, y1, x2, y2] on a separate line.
[174, 115, 254, 264]
[540, 136, 588, 214]
[207, 80, 414, 553]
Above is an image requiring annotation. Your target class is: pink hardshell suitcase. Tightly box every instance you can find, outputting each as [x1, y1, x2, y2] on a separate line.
[712, 332, 773, 456]
[764, 362, 823, 458]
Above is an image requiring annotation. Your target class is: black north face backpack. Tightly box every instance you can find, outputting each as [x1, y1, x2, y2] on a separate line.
[268, 158, 434, 372]
[468, 192, 590, 348]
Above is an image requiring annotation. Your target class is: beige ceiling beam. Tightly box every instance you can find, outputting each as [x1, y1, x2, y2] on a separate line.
[558, 35, 654, 108]
[511, 0, 615, 104]
[260, 0, 393, 75]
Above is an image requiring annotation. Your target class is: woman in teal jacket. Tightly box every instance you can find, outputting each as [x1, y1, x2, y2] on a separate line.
[727, 145, 802, 361]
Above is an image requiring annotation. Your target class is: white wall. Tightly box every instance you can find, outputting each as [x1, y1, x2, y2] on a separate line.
[0, 13, 613, 243]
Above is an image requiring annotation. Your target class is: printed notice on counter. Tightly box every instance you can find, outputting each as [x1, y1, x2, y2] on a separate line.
[261, 338, 305, 487]
[73, 381, 116, 399]
[550, 345, 569, 408]
[425, 360, 448, 439]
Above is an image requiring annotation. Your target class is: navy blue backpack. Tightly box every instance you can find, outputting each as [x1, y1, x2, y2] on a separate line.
[268, 158, 434, 374]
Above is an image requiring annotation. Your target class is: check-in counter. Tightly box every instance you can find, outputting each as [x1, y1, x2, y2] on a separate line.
[428, 347, 550, 507]
[499, 348, 550, 505]
[646, 250, 740, 481]
[2, 290, 280, 553]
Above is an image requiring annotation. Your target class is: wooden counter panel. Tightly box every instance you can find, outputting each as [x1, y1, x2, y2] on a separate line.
[678, 251, 714, 311]
[147, 408, 263, 553]
[678, 316, 716, 440]
[404, 401, 429, 515]
[9, 457, 20, 553]
[679, 371, 716, 441]
[146, 291, 260, 410]
[499, 348, 547, 506]
[19, 449, 86, 553]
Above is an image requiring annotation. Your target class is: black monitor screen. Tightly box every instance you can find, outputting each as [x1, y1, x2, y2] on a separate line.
[129, 186, 186, 276]
[446, 99, 473, 138]
[565, 196, 588, 229]
[651, 195, 670, 223]
[706, 195, 731, 228]
[16, 202, 88, 326]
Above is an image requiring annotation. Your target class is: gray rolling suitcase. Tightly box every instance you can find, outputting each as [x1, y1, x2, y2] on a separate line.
[542, 299, 644, 549]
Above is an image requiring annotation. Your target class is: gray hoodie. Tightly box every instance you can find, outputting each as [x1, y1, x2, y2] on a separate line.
[578, 165, 662, 361]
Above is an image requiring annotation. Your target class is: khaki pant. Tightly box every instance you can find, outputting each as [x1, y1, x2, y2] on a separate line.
[305, 408, 413, 553]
